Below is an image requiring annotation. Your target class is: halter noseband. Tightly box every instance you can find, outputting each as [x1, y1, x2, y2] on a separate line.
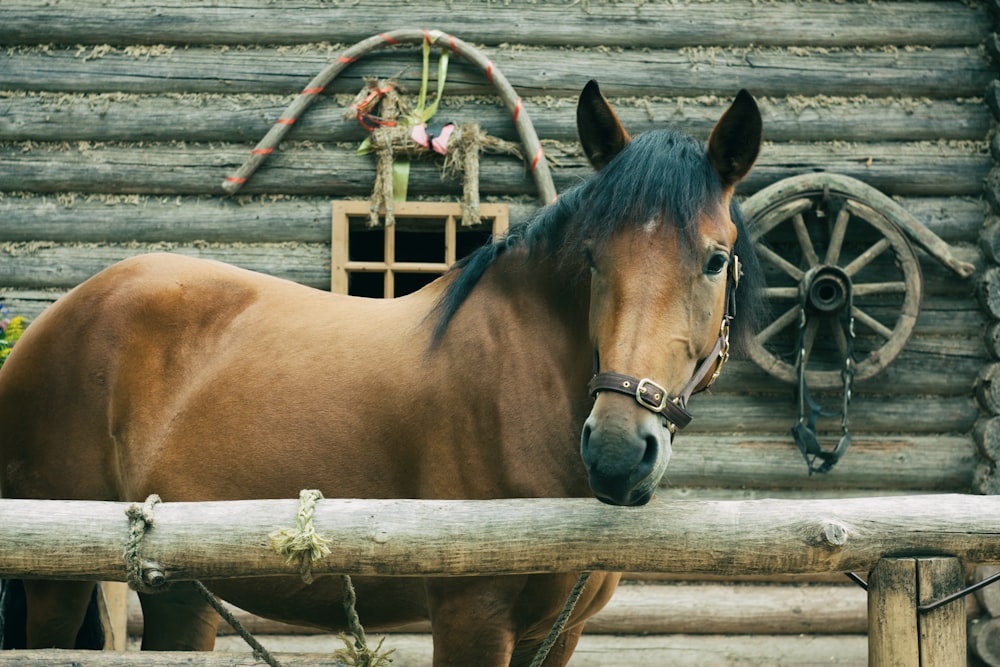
[588, 255, 741, 434]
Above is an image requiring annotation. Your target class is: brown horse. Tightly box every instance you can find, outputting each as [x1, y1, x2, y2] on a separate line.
[0, 80, 763, 665]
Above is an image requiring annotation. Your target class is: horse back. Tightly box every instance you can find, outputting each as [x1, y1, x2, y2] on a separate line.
[0, 253, 439, 502]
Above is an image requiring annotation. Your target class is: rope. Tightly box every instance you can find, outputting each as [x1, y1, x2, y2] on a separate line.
[269, 490, 393, 667]
[124, 492, 391, 667]
[269, 489, 333, 585]
[220, 28, 556, 206]
[333, 574, 396, 667]
[529, 572, 591, 667]
[123, 494, 162, 593]
[125, 495, 283, 664]
[193, 580, 284, 667]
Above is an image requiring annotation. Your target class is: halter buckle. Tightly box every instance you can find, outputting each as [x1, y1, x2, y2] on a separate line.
[635, 378, 669, 411]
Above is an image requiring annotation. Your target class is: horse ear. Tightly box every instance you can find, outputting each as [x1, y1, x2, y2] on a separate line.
[577, 79, 631, 170]
[707, 89, 762, 189]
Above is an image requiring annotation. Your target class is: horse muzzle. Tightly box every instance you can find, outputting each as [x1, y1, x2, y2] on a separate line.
[580, 393, 673, 506]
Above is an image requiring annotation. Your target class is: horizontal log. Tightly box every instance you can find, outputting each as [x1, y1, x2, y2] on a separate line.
[580, 582, 868, 635]
[979, 364, 1000, 415]
[667, 435, 975, 491]
[1, 45, 992, 99]
[0, 495, 998, 582]
[0, 194, 983, 245]
[971, 616, 1000, 667]
[981, 266, 1000, 321]
[0, 0, 987, 48]
[974, 460, 1000, 495]
[0, 243, 331, 289]
[0, 649, 354, 667]
[0, 237, 980, 297]
[981, 217, 1000, 265]
[720, 340, 989, 396]
[976, 417, 1000, 463]
[0, 93, 989, 144]
[126, 582, 872, 636]
[0, 142, 989, 197]
[3, 634, 871, 667]
[686, 392, 978, 435]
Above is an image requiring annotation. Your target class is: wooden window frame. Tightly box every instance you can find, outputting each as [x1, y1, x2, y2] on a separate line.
[331, 201, 509, 297]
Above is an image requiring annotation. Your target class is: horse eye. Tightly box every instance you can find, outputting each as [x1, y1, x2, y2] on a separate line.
[584, 246, 597, 271]
[705, 252, 729, 275]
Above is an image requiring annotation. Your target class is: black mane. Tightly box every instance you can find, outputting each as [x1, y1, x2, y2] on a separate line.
[429, 129, 766, 355]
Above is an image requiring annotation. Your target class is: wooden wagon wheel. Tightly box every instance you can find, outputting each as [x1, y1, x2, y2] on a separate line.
[742, 173, 922, 389]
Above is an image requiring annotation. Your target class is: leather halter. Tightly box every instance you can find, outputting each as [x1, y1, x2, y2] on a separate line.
[588, 255, 741, 434]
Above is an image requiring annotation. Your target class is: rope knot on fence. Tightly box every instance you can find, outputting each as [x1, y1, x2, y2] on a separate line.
[123, 493, 168, 593]
[269, 488, 333, 585]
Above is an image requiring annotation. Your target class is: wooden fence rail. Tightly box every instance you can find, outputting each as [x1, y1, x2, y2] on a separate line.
[1, 0, 988, 48]
[1, 495, 998, 583]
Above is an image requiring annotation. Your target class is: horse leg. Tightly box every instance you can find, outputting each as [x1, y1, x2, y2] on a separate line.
[510, 623, 585, 667]
[0, 579, 27, 648]
[425, 577, 523, 666]
[138, 582, 220, 650]
[21, 580, 98, 648]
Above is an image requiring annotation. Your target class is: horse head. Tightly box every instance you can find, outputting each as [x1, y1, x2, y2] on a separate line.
[577, 80, 762, 506]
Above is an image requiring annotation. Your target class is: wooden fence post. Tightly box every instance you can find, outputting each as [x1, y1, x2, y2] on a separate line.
[869, 558, 920, 666]
[98, 582, 129, 651]
[868, 556, 966, 667]
[917, 557, 966, 667]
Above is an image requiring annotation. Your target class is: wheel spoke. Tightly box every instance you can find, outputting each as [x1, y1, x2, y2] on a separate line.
[752, 198, 812, 237]
[842, 237, 891, 277]
[756, 305, 799, 345]
[755, 242, 805, 281]
[824, 207, 850, 265]
[791, 212, 820, 268]
[852, 281, 907, 297]
[852, 305, 893, 340]
[764, 286, 799, 300]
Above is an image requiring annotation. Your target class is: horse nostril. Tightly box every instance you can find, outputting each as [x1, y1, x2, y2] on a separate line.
[642, 433, 659, 469]
[580, 422, 594, 462]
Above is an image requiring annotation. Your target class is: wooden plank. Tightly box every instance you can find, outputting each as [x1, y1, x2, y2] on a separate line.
[0, 93, 989, 144]
[0, 634, 871, 667]
[589, 582, 869, 635]
[916, 557, 965, 667]
[0, 0, 987, 48]
[191, 578, 976, 636]
[97, 582, 129, 651]
[212, 632, 871, 666]
[684, 392, 978, 435]
[0, 45, 992, 98]
[1, 495, 999, 581]
[123, 581, 871, 636]
[868, 557, 920, 667]
[0, 142, 989, 197]
[330, 202, 349, 295]
[720, 337, 989, 395]
[664, 434, 976, 492]
[0, 243, 331, 289]
[0, 195, 982, 245]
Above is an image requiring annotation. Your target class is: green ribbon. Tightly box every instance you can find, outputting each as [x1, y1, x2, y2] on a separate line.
[356, 36, 450, 204]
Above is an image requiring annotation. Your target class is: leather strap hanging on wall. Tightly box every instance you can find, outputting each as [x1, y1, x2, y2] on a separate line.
[791, 266, 855, 474]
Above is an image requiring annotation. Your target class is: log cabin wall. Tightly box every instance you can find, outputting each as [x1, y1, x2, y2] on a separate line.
[0, 1, 996, 664]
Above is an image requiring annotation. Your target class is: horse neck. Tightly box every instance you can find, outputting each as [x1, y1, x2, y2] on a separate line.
[418, 245, 596, 499]
[443, 245, 593, 389]
[498, 246, 590, 355]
